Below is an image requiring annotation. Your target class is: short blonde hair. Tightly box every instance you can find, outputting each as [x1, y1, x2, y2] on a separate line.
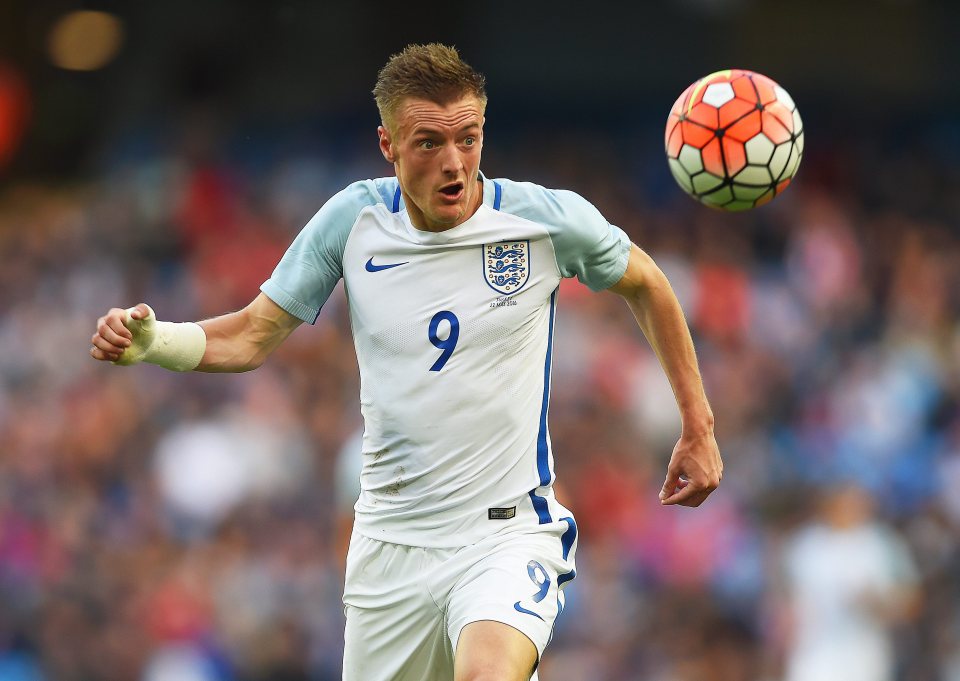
[373, 43, 487, 131]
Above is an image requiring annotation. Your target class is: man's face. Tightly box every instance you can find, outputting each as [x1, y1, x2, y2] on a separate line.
[378, 95, 484, 232]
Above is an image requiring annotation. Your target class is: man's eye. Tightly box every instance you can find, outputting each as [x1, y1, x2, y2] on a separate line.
[464, 137, 476, 146]
[419, 140, 435, 150]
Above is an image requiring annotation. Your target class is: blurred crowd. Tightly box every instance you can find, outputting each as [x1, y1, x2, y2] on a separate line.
[1, 120, 959, 681]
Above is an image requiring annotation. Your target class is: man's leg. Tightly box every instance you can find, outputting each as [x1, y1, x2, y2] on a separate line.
[342, 533, 455, 681]
[454, 620, 538, 681]
[442, 519, 578, 681]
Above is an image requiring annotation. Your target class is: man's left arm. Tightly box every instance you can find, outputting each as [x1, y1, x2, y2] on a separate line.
[608, 244, 722, 506]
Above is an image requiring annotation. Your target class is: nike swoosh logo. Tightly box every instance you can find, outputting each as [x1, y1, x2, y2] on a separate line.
[365, 257, 408, 272]
[513, 601, 544, 621]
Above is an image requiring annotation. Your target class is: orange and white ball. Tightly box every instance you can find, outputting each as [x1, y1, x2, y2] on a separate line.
[665, 69, 804, 211]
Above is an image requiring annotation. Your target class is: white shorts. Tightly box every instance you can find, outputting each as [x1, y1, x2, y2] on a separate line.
[342, 517, 578, 681]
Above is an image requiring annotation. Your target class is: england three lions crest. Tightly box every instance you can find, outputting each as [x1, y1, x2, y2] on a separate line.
[483, 240, 530, 295]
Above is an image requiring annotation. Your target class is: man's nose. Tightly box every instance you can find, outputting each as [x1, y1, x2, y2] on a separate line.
[440, 145, 463, 174]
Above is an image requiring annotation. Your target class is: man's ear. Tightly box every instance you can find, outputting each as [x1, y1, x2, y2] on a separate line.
[378, 126, 396, 164]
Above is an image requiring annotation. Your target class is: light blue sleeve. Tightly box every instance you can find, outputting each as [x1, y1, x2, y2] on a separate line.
[497, 179, 632, 291]
[261, 179, 392, 323]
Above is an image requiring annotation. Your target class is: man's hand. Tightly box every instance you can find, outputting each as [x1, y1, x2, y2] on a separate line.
[659, 431, 723, 507]
[90, 303, 151, 363]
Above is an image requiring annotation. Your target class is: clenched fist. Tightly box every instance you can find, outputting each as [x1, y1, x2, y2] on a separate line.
[90, 303, 152, 363]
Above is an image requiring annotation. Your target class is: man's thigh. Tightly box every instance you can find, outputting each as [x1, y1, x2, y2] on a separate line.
[445, 519, 578, 677]
[342, 533, 455, 681]
[454, 620, 538, 681]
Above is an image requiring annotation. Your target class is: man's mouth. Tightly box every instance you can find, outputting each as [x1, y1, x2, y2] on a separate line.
[438, 182, 464, 200]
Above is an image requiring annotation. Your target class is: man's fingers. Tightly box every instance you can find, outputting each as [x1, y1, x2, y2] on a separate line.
[659, 456, 694, 499]
[659, 469, 680, 501]
[661, 476, 719, 506]
[660, 432, 723, 507]
[661, 483, 704, 506]
[96, 320, 132, 348]
[91, 333, 125, 356]
[109, 315, 134, 339]
[107, 310, 134, 338]
[128, 303, 152, 321]
[90, 305, 154, 365]
[90, 345, 120, 362]
[660, 475, 695, 505]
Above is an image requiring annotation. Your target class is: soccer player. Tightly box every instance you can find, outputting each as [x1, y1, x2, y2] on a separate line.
[90, 44, 722, 681]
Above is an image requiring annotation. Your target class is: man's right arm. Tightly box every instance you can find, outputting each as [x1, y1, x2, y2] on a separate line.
[91, 293, 302, 373]
[196, 293, 302, 372]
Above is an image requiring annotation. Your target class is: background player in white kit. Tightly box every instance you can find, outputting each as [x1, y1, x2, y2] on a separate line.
[90, 44, 722, 681]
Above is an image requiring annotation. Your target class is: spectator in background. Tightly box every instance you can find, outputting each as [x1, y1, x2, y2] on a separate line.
[778, 483, 920, 681]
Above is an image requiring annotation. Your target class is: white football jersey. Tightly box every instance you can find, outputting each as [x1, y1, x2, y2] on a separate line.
[262, 174, 631, 547]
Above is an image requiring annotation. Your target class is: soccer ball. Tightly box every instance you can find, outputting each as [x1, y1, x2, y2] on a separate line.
[665, 69, 804, 211]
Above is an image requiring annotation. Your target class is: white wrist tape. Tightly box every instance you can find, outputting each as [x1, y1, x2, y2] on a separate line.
[114, 305, 206, 372]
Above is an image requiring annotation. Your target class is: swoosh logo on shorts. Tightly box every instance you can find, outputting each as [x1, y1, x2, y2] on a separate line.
[513, 601, 544, 621]
[365, 257, 408, 272]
